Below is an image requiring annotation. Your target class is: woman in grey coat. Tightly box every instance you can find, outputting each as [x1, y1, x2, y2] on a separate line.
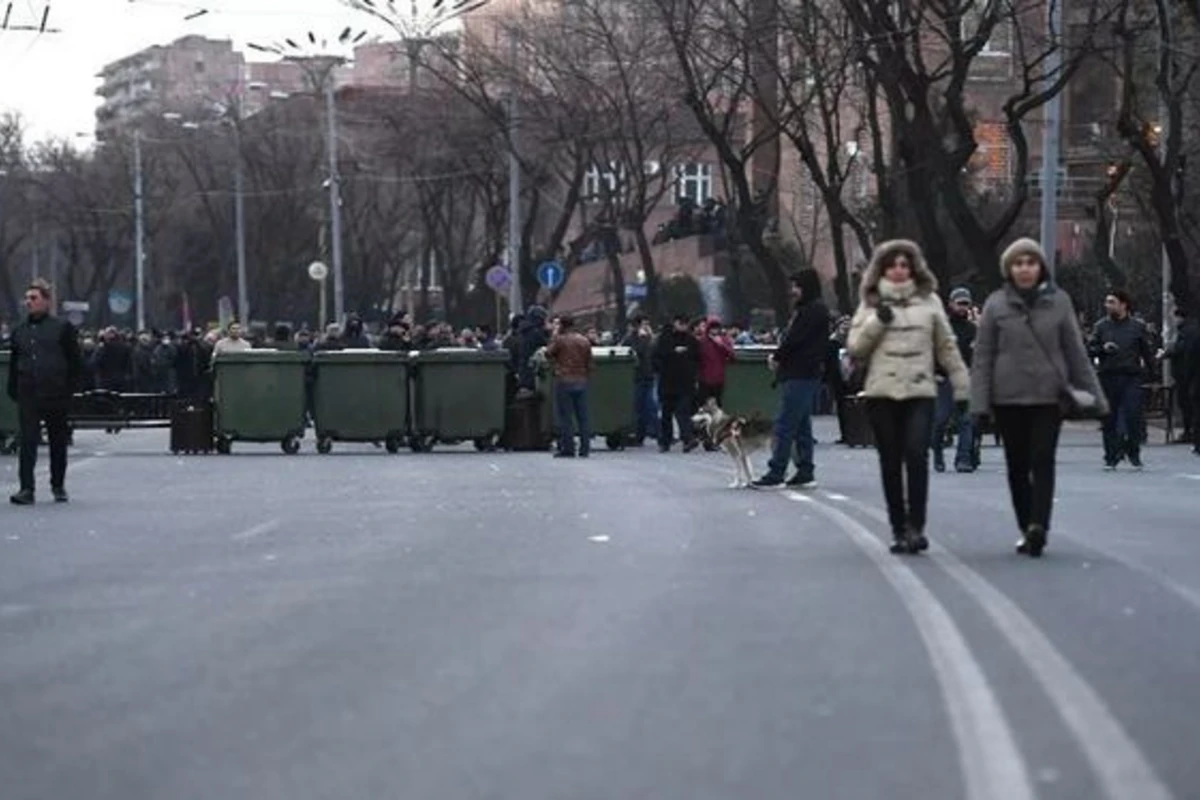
[970, 238, 1106, 557]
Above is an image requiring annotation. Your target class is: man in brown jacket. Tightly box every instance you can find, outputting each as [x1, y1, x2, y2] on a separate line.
[545, 315, 594, 458]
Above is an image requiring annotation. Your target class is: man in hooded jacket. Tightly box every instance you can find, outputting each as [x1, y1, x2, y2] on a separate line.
[753, 269, 830, 488]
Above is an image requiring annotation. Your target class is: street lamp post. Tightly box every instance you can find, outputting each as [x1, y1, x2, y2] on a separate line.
[134, 128, 146, 331]
[248, 31, 368, 327]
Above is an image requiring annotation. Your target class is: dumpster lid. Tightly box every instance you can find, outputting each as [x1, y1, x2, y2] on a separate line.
[733, 344, 777, 359]
[591, 345, 635, 359]
[414, 347, 510, 363]
[313, 349, 409, 364]
[213, 348, 310, 363]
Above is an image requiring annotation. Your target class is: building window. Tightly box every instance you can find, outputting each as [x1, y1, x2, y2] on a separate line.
[195, 60, 206, 73]
[583, 163, 624, 204]
[674, 163, 712, 205]
[960, 0, 1012, 56]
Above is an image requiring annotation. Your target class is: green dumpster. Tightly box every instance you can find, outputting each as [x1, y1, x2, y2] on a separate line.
[542, 346, 637, 451]
[722, 345, 778, 421]
[212, 349, 309, 454]
[410, 348, 508, 452]
[312, 349, 410, 454]
[0, 350, 16, 454]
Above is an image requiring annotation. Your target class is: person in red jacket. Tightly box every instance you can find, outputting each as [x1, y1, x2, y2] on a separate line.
[696, 317, 735, 406]
[696, 318, 736, 450]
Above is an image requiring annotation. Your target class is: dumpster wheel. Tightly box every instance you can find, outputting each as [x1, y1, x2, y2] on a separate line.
[605, 434, 627, 451]
[409, 434, 435, 453]
[316, 436, 333, 455]
[384, 435, 403, 454]
[216, 436, 232, 455]
[281, 436, 301, 455]
[472, 433, 499, 452]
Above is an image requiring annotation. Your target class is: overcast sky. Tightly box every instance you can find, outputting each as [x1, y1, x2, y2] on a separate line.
[0, 0, 401, 144]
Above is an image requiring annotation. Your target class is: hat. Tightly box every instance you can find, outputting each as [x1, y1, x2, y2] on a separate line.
[999, 238, 1048, 280]
[949, 287, 973, 305]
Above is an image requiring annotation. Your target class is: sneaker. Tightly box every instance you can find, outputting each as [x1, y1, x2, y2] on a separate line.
[750, 475, 785, 490]
[51, 487, 69, 503]
[785, 474, 818, 489]
[1127, 453, 1143, 470]
[1104, 461, 1118, 471]
[9, 489, 34, 506]
[933, 450, 946, 473]
[682, 439, 700, 454]
[954, 462, 976, 474]
[1021, 524, 1047, 558]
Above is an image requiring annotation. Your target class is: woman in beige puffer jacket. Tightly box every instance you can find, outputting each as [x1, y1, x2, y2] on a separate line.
[847, 239, 969, 554]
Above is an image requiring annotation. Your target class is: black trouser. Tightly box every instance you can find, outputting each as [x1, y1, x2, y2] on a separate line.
[659, 390, 695, 448]
[696, 382, 724, 407]
[18, 394, 71, 492]
[866, 398, 934, 536]
[992, 405, 1062, 533]
[1175, 368, 1193, 439]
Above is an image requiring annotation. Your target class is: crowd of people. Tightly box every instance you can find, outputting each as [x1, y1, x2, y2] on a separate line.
[5, 248, 1199, 553]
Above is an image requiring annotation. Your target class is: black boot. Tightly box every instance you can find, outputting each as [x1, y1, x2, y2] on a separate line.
[932, 449, 946, 473]
[9, 489, 34, 506]
[1019, 524, 1047, 558]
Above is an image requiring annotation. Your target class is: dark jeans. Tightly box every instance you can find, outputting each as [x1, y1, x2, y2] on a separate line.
[1175, 370, 1193, 439]
[555, 380, 590, 456]
[866, 398, 934, 535]
[18, 394, 71, 492]
[765, 378, 821, 481]
[633, 379, 659, 442]
[1100, 373, 1144, 462]
[659, 389, 695, 448]
[932, 380, 976, 467]
[992, 405, 1062, 532]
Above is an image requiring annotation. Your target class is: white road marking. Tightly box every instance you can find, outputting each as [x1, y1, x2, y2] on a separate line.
[836, 496, 1174, 800]
[587, 535, 610, 543]
[1177, 474, 1200, 481]
[231, 519, 281, 542]
[785, 492, 1034, 800]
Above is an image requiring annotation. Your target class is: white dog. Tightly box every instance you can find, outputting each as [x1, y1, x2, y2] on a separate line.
[691, 397, 775, 488]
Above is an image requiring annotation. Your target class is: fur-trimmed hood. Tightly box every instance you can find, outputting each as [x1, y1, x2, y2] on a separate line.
[859, 239, 939, 304]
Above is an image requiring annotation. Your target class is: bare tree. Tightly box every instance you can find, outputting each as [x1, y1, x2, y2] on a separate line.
[650, 0, 792, 320]
[1109, 0, 1197, 313]
[840, 0, 1118, 284]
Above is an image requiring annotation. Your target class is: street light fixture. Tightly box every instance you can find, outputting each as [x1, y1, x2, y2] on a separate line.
[247, 28, 368, 326]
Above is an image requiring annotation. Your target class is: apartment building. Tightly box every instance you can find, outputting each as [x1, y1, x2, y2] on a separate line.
[95, 35, 245, 140]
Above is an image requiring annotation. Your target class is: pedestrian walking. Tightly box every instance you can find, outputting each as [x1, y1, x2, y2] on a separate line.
[545, 315, 594, 458]
[932, 286, 979, 473]
[970, 238, 1105, 557]
[846, 241, 968, 553]
[752, 269, 830, 489]
[1090, 290, 1155, 469]
[7, 280, 83, 505]
[1167, 307, 1198, 444]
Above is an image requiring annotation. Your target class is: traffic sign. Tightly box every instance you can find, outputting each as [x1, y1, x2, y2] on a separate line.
[307, 261, 328, 282]
[485, 265, 512, 294]
[537, 260, 564, 290]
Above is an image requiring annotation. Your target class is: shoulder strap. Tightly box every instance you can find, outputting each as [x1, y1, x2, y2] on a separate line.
[1022, 312, 1070, 392]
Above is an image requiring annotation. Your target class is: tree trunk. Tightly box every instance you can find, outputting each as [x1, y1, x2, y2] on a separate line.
[632, 225, 659, 321]
[828, 212, 852, 313]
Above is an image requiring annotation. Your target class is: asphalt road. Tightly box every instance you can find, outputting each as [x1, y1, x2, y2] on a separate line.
[2, 420, 1199, 800]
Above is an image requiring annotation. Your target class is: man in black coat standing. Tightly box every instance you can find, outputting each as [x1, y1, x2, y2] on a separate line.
[753, 269, 830, 489]
[6, 281, 82, 505]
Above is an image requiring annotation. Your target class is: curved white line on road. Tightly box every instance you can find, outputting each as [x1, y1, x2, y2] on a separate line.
[231, 519, 281, 542]
[785, 492, 1034, 800]
[836, 495, 1174, 800]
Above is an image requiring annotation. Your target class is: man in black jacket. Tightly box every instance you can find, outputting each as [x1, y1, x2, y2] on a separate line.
[753, 269, 830, 488]
[652, 314, 701, 452]
[1090, 289, 1155, 469]
[7, 281, 83, 504]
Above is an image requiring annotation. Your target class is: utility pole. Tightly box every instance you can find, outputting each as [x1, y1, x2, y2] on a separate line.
[507, 28, 523, 316]
[1038, 0, 1064, 279]
[325, 79, 346, 326]
[1157, 23, 1175, 390]
[233, 114, 249, 325]
[134, 129, 146, 331]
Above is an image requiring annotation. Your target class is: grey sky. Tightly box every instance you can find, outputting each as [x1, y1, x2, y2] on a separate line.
[0, 0, 397, 143]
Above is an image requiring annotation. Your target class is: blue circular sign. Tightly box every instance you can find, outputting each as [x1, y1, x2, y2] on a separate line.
[485, 265, 512, 294]
[537, 260, 564, 290]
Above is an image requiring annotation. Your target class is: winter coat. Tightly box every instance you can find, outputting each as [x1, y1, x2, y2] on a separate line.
[846, 239, 968, 401]
[969, 237, 1106, 415]
[697, 333, 735, 386]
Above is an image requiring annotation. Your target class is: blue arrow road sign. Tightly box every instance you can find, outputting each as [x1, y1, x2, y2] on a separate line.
[537, 260, 564, 290]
